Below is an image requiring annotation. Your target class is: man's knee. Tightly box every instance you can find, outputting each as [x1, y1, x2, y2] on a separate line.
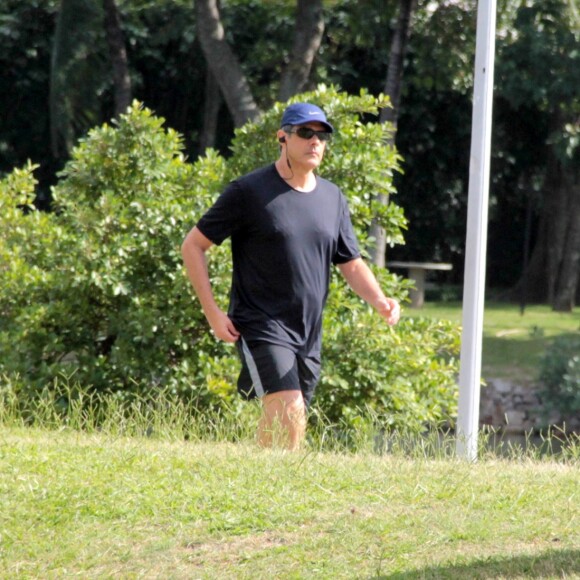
[262, 390, 305, 421]
[259, 390, 306, 450]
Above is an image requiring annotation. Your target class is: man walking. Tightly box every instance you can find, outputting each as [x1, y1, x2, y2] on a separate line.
[182, 103, 400, 450]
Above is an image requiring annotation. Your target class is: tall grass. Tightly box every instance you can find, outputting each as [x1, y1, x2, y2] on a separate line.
[2, 380, 579, 463]
[0, 381, 257, 444]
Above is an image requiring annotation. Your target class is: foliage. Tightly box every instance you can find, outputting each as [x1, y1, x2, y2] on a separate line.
[411, 0, 476, 94]
[539, 334, 580, 419]
[0, 103, 238, 407]
[2, 0, 580, 301]
[0, 90, 460, 429]
[0, 162, 80, 393]
[377, 0, 476, 270]
[496, 0, 580, 164]
[489, 0, 580, 294]
[0, 0, 60, 203]
[319, 305, 460, 430]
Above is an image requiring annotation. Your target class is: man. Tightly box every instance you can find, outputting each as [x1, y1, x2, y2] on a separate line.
[181, 103, 400, 450]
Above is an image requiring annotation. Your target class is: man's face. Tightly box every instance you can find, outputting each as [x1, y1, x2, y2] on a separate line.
[282, 122, 330, 170]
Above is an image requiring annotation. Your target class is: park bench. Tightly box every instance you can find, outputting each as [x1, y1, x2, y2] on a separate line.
[386, 261, 453, 308]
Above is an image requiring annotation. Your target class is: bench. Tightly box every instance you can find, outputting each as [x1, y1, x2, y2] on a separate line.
[386, 261, 453, 308]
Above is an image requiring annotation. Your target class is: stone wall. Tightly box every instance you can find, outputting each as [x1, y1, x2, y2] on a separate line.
[479, 378, 580, 433]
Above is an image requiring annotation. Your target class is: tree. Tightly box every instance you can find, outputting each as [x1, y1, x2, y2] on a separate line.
[198, 69, 223, 152]
[195, 0, 261, 127]
[50, 0, 132, 157]
[50, 0, 107, 157]
[195, 0, 328, 137]
[6, 0, 576, 307]
[278, 0, 325, 101]
[376, 0, 500, 278]
[103, 0, 132, 116]
[0, 0, 60, 201]
[369, 0, 417, 266]
[497, 0, 580, 310]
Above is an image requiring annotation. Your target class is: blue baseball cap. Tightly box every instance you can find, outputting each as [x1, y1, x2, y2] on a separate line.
[280, 103, 334, 133]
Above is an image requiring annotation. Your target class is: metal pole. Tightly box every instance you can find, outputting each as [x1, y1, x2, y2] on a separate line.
[456, 0, 497, 461]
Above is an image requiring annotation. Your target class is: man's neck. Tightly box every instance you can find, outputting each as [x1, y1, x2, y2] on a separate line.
[275, 159, 317, 192]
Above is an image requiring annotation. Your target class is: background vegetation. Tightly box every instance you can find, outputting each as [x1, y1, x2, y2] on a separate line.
[1, 5, 578, 576]
[1, 0, 578, 426]
[1, 0, 579, 306]
[0, 92, 460, 429]
[414, 302, 580, 426]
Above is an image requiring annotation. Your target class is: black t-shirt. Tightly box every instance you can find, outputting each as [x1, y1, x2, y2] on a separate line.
[196, 164, 360, 354]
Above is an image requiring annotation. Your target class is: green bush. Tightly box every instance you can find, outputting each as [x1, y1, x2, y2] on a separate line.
[539, 335, 580, 420]
[0, 105, 238, 406]
[0, 89, 460, 430]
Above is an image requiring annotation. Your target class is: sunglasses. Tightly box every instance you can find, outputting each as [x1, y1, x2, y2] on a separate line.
[287, 127, 332, 142]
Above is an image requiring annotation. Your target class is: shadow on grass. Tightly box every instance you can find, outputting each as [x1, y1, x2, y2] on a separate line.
[375, 548, 580, 579]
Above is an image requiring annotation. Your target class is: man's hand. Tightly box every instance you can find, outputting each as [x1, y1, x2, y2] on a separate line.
[375, 297, 401, 326]
[208, 309, 240, 343]
[337, 258, 401, 326]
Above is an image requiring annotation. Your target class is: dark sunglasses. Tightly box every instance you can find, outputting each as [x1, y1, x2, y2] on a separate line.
[288, 127, 332, 142]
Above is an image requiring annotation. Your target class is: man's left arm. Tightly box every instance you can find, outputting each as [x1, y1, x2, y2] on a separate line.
[337, 258, 400, 326]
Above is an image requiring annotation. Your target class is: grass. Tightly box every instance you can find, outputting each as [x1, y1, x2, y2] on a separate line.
[1, 303, 578, 577]
[1, 391, 579, 579]
[0, 425, 579, 579]
[405, 302, 580, 381]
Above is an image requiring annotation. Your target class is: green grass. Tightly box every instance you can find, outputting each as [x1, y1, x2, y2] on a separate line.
[405, 302, 580, 381]
[1, 426, 579, 579]
[1, 388, 579, 578]
[1, 303, 578, 577]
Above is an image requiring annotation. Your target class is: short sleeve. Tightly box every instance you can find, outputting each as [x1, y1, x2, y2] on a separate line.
[196, 181, 245, 246]
[332, 194, 361, 264]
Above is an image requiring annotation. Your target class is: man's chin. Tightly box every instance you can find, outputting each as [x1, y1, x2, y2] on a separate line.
[304, 156, 322, 169]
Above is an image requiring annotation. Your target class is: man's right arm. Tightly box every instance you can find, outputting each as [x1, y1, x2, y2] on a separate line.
[181, 226, 240, 343]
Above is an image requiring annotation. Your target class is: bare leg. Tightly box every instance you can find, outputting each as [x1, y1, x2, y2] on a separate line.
[258, 390, 306, 451]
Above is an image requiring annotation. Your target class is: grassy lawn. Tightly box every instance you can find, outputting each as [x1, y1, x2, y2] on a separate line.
[404, 302, 580, 382]
[1, 426, 579, 579]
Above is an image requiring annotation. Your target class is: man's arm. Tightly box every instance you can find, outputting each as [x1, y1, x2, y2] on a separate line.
[181, 226, 240, 342]
[337, 257, 400, 326]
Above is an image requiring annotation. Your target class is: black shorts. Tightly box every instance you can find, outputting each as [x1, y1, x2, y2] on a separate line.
[236, 339, 321, 408]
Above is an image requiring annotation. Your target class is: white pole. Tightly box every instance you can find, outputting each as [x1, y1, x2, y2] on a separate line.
[456, 0, 497, 461]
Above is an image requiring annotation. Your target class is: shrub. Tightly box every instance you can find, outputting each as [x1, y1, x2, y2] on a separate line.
[539, 335, 580, 421]
[0, 105, 238, 406]
[0, 90, 460, 430]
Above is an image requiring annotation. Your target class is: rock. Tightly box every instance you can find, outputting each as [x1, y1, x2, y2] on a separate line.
[504, 410, 527, 432]
[493, 379, 513, 394]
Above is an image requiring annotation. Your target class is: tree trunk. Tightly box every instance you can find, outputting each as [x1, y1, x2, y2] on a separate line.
[508, 213, 548, 304]
[198, 68, 222, 153]
[195, 0, 260, 127]
[544, 154, 568, 305]
[103, 0, 131, 117]
[50, 0, 104, 158]
[369, 0, 416, 267]
[278, 0, 325, 102]
[551, 163, 580, 311]
[379, 0, 416, 130]
[510, 152, 580, 310]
